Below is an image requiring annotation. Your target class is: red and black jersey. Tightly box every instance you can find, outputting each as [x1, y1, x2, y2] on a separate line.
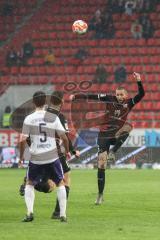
[74, 81, 145, 134]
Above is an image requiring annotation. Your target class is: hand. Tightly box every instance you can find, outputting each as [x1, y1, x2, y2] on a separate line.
[75, 150, 80, 158]
[133, 72, 141, 82]
[18, 159, 24, 168]
[69, 94, 75, 101]
[66, 152, 71, 161]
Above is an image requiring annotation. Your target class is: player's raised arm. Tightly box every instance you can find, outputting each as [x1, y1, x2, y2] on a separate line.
[130, 72, 145, 107]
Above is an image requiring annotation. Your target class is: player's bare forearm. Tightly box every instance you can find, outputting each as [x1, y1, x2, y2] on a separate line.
[18, 140, 26, 166]
[60, 133, 70, 154]
[68, 136, 75, 153]
[62, 135, 72, 160]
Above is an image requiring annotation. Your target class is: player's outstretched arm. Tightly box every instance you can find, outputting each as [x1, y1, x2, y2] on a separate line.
[70, 93, 98, 101]
[70, 93, 111, 102]
[131, 72, 145, 106]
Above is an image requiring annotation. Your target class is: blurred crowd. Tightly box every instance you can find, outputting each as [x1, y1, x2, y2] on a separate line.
[6, 38, 34, 67]
[88, 0, 157, 40]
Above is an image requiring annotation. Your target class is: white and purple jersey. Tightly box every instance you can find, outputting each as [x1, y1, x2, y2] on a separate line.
[21, 110, 66, 165]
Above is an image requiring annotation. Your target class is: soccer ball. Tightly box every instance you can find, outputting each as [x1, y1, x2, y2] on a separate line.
[72, 20, 88, 34]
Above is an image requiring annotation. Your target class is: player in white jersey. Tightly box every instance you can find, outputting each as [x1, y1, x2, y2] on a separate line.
[19, 91, 71, 222]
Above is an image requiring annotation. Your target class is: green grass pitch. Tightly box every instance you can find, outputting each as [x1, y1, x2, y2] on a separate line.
[0, 169, 160, 240]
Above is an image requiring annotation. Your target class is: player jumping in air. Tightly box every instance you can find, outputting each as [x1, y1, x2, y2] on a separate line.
[71, 72, 145, 205]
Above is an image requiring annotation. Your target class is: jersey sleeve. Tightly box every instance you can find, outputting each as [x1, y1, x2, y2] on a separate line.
[55, 116, 66, 137]
[22, 117, 30, 135]
[128, 81, 145, 108]
[20, 117, 30, 141]
[74, 93, 113, 102]
[59, 114, 69, 132]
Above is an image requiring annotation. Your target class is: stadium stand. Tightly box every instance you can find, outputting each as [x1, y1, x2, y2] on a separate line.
[0, 0, 160, 128]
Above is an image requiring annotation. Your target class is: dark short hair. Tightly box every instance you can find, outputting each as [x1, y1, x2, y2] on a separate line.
[33, 91, 46, 107]
[50, 91, 64, 105]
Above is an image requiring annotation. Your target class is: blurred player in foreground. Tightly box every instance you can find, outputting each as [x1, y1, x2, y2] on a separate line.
[20, 91, 80, 219]
[71, 72, 145, 204]
[19, 91, 71, 222]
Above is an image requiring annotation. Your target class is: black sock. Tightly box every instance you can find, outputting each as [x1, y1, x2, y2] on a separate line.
[54, 186, 70, 213]
[112, 132, 129, 153]
[97, 168, 105, 195]
[54, 199, 60, 213]
[65, 186, 70, 199]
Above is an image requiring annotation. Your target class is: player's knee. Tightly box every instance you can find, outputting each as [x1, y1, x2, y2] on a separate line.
[57, 179, 65, 187]
[123, 123, 132, 134]
[98, 163, 106, 169]
[26, 180, 34, 185]
[127, 124, 132, 133]
[48, 179, 56, 192]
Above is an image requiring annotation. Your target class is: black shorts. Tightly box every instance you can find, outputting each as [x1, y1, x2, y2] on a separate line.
[97, 131, 116, 153]
[27, 159, 64, 186]
[60, 155, 71, 173]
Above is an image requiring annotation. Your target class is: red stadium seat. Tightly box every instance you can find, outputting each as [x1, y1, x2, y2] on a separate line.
[117, 48, 128, 55]
[141, 56, 150, 65]
[143, 65, 153, 73]
[153, 65, 160, 72]
[10, 67, 19, 75]
[126, 39, 137, 47]
[112, 56, 121, 65]
[109, 48, 119, 56]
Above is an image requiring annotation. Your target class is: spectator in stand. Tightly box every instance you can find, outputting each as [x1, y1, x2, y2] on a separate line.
[136, 0, 145, 13]
[142, 19, 154, 41]
[99, 11, 115, 39]
[6, 47, 18, 67]
[143, 0, 157, 12]
[104, 21, 115, 39]
[131, 20, 143, 39]
[2, 106, 12, 128]
[117, 0, 125, 13]
[22, 38, 34, 63]
[44, 49, 56, 65]
[107, 0, 118, 13]
[17, 50, 25, 66]
[1, 1, 13, 16]
[114, 64, 127, 83]
[93, 64, 108, 84]
[88, 9, 102, 31]
[108, 0, 125, 14]
[69, 47, 89, 69]
[139, 13, 149, 26]
[74, 47, 89, 62]
[125, 1, 136, 16]
[139, 13, 154, 40]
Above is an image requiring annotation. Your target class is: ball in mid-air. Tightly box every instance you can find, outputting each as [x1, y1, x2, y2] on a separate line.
[72, 20, 88, 34]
